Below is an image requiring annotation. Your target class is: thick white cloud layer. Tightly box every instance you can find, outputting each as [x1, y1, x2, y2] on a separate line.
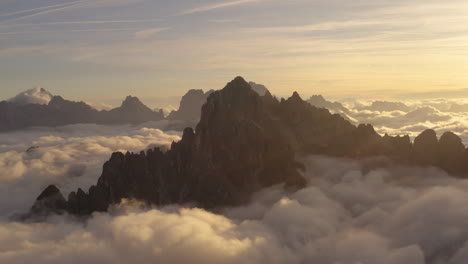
[0, 121, 181, 218]
[2, 155, 468, 263]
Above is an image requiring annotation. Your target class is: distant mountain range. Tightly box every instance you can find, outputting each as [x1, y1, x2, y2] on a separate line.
[1, 82, 272, 132]
[0, 93, 165, 131]
[27, 77, 468, 219]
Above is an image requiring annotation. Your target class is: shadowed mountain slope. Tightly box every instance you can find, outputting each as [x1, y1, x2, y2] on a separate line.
[29, 77, 468, 217]
[0, 95, 164, 131]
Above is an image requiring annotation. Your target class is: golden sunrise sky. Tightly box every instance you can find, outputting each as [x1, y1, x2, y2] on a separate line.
[0, 0, 467, 104]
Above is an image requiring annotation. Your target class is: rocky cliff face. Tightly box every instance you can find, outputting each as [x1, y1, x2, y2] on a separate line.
[30, 76, 468, 217]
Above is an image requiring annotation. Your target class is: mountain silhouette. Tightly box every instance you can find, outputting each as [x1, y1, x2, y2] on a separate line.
[28, 76, 468, 217]
[168, 89, 215, 122]
[167, 81, 271, 123]
[0, 94, 164, 131]
[8, 87, 53, 105]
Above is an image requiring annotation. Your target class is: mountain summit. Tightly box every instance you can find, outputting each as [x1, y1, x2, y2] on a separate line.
[121, 96, 146, 109]
[106, 95, 163, 124]
[168, 79, 271, 123]
[8, 87, 53, 105]
[30, 76, 468, 217]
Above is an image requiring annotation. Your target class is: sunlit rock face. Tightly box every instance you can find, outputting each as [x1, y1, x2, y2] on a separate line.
[0, 94, 164, 131]
[29, 76, 468, 217]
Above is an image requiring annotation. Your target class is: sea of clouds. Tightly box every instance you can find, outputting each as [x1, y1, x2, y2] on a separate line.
[2, 97, 468, 263]
[326, 98, 468, 144]
[2, 156, 468, 263]
[0, 121, 181, 218]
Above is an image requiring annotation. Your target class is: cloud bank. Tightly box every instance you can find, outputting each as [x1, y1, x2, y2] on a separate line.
[0, 121, 181, 218]
[312, 97, 468, 144]
[2, 96, 468, 263]
[2, 155, 468, 263]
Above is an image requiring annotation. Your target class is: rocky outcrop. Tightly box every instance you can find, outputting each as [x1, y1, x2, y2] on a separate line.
[44, 77, 306, 215]
[29, 76, 468, 217]
[29, 185, 67, 217]
[167, 89, 214, 122]
[0, 95, 164, 131]
[412, 129, 439, 166]
[438, 131, 465, 173]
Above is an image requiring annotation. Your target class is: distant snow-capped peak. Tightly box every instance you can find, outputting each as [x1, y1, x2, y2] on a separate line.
[8, 86, 53, 105]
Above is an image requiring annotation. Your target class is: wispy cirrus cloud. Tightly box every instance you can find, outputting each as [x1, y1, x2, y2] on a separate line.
[0, 19, 161, 29]
[1, 0, 468, 99]
[244, 19, 413, 33]
[0, 1, 81, 18]
[0, 0, 92, 24]
[178, 0, 261, 15]
[0, 0, 150, 25]
[135, 27, 169, 39]
[0, 28, 144, 35]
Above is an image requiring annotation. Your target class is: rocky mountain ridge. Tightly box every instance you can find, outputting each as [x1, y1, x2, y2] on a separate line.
[0, 95, 164, 131]
[1, 81, 271, 131]
[29, 77, 468, 217]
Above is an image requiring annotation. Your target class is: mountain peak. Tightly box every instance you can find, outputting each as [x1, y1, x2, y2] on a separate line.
[121, 96, 144, 108]
[224, 76, 251, 92]
[233, 76, 247, 82]
[8, 86, 53, 105]
[30, 184, 67, 216]
[36, 185, 62, 201]
[289, 91, 303, 102]
[28, 76, 468, 219]
[203, 76, 261, 116]
[48, 96, 66, 107]
[309, 95, 326, 102]
[109, 95, 164, 122]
